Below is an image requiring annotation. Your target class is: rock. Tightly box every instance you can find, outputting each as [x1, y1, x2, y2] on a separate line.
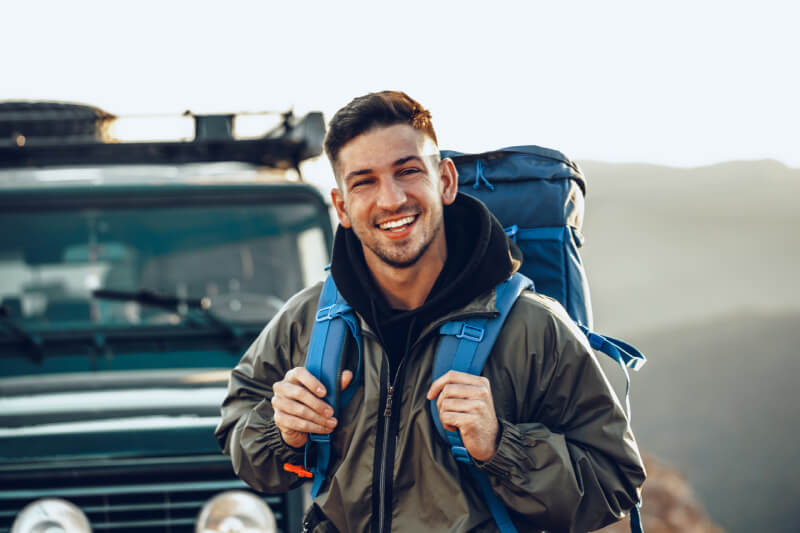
[596, 454, 724, 533]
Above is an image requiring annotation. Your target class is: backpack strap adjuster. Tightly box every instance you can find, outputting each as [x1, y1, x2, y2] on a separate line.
[315, 304, 336, 322]
[315, 303, 351, 322]
[455, 323, 485, 342]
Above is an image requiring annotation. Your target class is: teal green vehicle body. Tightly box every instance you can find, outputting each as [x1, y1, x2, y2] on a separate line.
[0, 133, 332, 532]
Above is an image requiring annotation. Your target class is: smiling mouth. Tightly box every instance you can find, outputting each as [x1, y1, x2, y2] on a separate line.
[377, 214, 418, 232]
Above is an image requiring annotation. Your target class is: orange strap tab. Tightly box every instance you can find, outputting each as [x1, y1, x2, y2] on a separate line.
[284, 463, 314, 478]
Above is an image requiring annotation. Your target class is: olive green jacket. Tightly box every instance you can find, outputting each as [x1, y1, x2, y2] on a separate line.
[215, 282, 646, 533]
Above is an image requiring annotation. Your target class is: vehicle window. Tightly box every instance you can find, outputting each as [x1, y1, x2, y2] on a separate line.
[0, 202, 328, 327]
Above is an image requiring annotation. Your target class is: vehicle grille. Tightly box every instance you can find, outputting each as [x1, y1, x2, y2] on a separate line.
[0, 456, 300, 533]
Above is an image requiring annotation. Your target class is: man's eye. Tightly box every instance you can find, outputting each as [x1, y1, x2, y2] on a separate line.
[351, 179, 373, 189]
[399, 168, 420, 176]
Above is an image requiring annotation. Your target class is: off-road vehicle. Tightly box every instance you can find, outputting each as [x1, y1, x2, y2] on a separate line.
[0, 102, 332, 533]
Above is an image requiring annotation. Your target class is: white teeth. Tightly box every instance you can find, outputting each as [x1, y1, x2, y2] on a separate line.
[379, 216, 415, 230]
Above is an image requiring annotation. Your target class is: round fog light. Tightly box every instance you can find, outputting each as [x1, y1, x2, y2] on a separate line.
[196, 490, 276, 533]
[11, 498, 92, 533]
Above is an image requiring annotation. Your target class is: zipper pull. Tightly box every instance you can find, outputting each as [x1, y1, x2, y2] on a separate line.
[384, 386, 394, 417]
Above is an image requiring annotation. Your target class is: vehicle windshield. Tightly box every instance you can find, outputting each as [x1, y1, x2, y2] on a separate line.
[0, 200, 329, 329]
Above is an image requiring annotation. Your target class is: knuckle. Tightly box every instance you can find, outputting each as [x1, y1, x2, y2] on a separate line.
[306, 391, 324, 409]
[303, 406, 321, 423]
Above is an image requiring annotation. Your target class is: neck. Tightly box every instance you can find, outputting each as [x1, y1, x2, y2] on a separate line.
[363, 240, 447, 311]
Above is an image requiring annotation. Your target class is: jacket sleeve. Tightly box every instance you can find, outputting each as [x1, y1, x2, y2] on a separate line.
[214, 287, 319, 493]
[476, 294, 646, 532]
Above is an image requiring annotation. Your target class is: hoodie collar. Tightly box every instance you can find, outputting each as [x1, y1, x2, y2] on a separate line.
[330, 192, 520, 336]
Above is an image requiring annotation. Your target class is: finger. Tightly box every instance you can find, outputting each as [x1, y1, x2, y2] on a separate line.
[274, 410, 336, 435]
[272, 394, 337, 428]
[438, 410, 480, 431]
[433, 382, 491, 413]
[285, 367, 327, 397]
[438, 383, 489, 400]
[436, 383, 490, 413]
[427, 370, 487, 400]
[274, 381, 334, 416]
[340, 369, 354, 391]
[438, 397, 487, 416]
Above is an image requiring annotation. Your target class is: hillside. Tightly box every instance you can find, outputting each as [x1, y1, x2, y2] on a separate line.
[576, 159, 800, 532]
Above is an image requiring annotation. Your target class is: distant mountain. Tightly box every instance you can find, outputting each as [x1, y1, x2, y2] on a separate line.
[570, 159, 800, 532]
[568, 158, 800, 336]
[580, 158, 798, 182]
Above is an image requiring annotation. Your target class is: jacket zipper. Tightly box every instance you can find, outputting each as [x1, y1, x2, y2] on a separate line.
[371, 311, 489, 533]
[377, 354, 407, 533]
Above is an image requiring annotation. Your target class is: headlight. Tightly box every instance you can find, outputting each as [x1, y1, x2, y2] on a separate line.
[195, 490, 276, 533]
[11, 498, 92, 533]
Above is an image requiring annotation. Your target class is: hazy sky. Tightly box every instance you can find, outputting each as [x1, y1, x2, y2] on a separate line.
[3, 0, 798, 167]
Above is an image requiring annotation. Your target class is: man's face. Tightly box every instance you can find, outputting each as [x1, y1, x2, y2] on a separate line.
[331, 124, 458, 271]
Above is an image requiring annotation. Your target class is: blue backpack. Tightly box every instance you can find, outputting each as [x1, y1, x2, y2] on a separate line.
[302, 146, 646, 533]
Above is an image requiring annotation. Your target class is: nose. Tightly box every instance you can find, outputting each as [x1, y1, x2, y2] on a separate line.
[376, 177, 406, 211]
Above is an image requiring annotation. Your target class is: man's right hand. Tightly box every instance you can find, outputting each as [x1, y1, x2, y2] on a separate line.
[271, 367, 354, 448]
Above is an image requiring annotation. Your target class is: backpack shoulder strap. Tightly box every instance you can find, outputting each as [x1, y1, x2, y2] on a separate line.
[431, 272, 533, 384]
[303, 274, 362, 498]
[430, 272, 533, 533]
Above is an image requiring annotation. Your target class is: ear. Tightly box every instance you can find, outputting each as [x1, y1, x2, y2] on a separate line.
[330, 188, 352, 228]
[439, 158, 458, 206]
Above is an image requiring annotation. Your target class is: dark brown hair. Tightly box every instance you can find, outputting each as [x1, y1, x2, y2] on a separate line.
[324, 91, 438, 174]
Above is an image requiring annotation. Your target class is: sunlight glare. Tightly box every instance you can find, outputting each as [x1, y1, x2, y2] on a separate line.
[108, 116, 195, 142]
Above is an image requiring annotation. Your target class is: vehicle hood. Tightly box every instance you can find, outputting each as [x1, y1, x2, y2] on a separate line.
[0, 369, 230, 464]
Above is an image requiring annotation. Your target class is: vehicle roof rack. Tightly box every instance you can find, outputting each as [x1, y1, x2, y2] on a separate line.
[0, 102, 325, 171]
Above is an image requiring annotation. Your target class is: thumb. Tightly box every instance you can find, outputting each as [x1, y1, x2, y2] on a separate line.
[340, 369, 354, 390]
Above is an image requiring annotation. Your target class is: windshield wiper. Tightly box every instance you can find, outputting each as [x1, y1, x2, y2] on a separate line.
[91, 289, 242, 342]
[0, 304, 45, 361]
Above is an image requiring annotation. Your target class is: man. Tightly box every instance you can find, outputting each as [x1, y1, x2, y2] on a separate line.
[216, 91, 646, 532]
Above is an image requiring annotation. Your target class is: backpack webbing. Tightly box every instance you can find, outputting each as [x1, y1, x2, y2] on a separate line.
[303, 274, 362, 498]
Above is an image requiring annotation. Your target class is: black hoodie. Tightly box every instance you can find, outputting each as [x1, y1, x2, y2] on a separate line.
[330, 193, 521, 377]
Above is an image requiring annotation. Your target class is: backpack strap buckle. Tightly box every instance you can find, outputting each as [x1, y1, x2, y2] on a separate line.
[315, 304, 336, 322]
[315, 303, 351, 322]
[456, 323, 485, 342]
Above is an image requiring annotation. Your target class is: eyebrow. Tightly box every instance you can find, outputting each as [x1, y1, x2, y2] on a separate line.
[344, 155, 425, 182]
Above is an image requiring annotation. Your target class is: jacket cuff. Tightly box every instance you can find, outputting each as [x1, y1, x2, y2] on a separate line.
[254, 399, 306, 463]
[474, 418, 524, 479]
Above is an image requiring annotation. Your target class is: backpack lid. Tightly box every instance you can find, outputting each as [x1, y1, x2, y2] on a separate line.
[442, 145, 586, 195]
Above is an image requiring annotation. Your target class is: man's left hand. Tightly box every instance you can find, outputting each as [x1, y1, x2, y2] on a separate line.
[427, 370, 500, 462]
